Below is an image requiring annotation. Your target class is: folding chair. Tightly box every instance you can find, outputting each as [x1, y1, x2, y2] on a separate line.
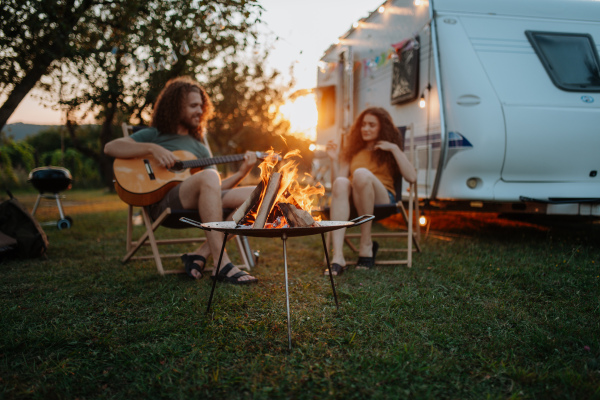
[319, 124, 421, 267]
[118, 123, 255, 275]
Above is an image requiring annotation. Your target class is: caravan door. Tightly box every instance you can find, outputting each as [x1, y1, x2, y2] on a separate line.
[462, 16, 600, 184]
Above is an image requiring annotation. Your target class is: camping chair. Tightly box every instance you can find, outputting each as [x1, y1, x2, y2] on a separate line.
[118, 123, 255, 275]
[319, 124, 421, 268]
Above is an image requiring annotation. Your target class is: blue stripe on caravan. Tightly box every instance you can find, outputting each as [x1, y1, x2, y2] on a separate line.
[448, 131, 473, 148]
[404, 132, 472, 149]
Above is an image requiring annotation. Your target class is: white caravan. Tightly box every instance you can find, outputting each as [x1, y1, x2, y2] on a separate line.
[315, 0, 600, 216]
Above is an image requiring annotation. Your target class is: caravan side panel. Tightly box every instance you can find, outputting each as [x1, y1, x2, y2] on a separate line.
[433, 14, 506, 200]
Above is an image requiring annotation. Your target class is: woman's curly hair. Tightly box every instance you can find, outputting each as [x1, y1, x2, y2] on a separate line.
[151, 76, 214, 140]
[341, 107, 404, 176]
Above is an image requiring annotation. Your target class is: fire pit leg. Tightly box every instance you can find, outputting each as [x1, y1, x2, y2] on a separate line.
[206, 233, 229, 315]
[282, 233, 293, 350]
[321, 233, 339, 310]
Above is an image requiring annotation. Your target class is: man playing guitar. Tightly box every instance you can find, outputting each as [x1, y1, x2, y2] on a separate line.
[104, 76, 258, 284]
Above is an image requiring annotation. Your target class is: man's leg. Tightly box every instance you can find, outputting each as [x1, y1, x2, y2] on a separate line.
[179, 170, 256, 282]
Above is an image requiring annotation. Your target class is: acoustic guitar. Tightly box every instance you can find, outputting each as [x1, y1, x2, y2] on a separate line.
[113, 150, 269, 206]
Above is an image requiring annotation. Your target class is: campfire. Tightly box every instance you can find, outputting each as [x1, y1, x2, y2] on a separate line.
[232, 149, 324, 229]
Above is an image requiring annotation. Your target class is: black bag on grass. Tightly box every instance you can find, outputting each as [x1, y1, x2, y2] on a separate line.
[0, 191, 49, 259]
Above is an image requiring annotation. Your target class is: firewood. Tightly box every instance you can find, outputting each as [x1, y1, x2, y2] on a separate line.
[253, 172, 282, 229]
[278, 202, 315, 227]
[232, 180, 264, 224]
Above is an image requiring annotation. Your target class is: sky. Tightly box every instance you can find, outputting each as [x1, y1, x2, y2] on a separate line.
[6, 0, 385, 125]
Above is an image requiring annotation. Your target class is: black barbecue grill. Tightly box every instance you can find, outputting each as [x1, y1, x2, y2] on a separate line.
[28, 166, 73, 230]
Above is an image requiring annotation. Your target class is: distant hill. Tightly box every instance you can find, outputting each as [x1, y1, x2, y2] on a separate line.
[1, 123, 60, 141]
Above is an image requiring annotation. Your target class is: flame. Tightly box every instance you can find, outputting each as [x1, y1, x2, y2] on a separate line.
[243, 148, 325, 227]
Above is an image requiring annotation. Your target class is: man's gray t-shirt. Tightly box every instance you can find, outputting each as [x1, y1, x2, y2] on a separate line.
[129, 127, 215, 169]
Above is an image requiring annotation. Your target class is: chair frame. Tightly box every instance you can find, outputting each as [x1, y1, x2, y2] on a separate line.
[119, 123, 255, 275]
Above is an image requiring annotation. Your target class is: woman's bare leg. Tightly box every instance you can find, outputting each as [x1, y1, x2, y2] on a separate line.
[329, 177, 352, 266]
[351, 168, 391, 257]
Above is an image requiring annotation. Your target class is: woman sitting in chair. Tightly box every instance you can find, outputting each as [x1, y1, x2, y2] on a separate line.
[325, 107, 417, 275]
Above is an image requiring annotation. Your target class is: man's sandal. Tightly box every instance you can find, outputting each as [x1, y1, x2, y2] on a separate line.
[211, 262, 258, 285]
[324, 263, 346, 276]
[181, 254, 206, 279]
[355, 241, 379, 270]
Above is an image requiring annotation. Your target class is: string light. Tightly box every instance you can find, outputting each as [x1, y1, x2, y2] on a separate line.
[353, 21, 359, 28]
[419, 93, 426, 108]
[419, 215, 427, 226]
[378, 5, 385, 13]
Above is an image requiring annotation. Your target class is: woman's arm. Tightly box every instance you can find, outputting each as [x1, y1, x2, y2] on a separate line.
[374, 141, 417, 183]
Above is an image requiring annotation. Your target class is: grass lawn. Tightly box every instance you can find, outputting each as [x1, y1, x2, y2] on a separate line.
[1, 189, 599, 399]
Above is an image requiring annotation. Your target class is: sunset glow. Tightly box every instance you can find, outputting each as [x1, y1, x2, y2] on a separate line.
[279, 92, 318, 142]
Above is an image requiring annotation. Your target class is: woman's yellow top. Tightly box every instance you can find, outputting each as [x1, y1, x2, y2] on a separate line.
[349, 149, 395, 196]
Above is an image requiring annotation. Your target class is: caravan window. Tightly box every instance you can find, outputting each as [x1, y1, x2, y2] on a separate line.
[526, 31, 600, 92]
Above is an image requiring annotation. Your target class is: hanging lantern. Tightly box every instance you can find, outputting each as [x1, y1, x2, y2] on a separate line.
[158, 56, 167, 70]
[192, 27, 202, 42]
[136, 59, 146, 73]
[148, 59, 156, 73]
[179, 40, 190, 55]
[167, 50, 178, 66]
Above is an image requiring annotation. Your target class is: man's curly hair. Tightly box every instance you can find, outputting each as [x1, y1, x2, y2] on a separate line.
[151, 76, 214, 140]
[341, 107, 404, 177]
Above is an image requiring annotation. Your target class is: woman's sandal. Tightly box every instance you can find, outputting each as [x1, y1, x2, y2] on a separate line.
[355, 241, 379, 270]
[211, 262, 258, 285]
[181, 254, 206, 279]
[324, 263, 346, 276]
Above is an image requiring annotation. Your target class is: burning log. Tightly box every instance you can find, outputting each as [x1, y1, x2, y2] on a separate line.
[232, 180, 264, 225]
[277, 203, 316, 227]
[232, 149, 324, 229]
[253, 172, 283, 229]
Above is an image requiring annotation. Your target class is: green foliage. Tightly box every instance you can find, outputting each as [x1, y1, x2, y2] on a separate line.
[1, 193, 599, 398]
[0, 139, 36, 189]
[43, 0, 264, 125]
[1, 0, 267, 188]
[206, 55, 313, 176]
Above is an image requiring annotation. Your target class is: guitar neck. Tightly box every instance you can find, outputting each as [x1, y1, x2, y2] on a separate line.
[177, 153, 248, 170]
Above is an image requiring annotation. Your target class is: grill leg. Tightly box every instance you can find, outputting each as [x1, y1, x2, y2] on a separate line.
[31, 194, 42, 216]
[206, 233, 229, 315]
[282, 233, 292, 350]
[54, 193, 66, 219]
[321, 233, 339, 310]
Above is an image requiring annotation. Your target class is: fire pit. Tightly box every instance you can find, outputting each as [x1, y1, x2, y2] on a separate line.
[28, 166, 73, 230]
[180, 215, 374, 350]
[180, 149, 371, 349]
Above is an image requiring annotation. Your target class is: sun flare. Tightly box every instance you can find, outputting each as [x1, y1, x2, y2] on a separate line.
[279, 92, 318, 142]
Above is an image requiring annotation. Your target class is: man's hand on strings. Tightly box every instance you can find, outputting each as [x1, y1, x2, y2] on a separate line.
[239, 151, 258, 175]
[150, 145, 179, 168]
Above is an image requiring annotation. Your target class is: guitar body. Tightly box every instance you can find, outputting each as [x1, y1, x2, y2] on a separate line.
[114, 150, 198, 206]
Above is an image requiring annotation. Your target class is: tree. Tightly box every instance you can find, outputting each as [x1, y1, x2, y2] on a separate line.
[26, 0, 264, 187]
[0, 0, 104, 131]
[0, 0, 263, 129]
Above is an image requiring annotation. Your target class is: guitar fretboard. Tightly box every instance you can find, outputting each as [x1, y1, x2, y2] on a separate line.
[175, 154, 247, 170]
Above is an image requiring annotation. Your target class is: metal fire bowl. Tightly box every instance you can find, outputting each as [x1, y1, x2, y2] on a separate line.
[180, 215, 375, 238]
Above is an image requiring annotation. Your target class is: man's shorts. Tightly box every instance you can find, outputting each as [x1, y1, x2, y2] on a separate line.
[148, 185, 230, 222]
